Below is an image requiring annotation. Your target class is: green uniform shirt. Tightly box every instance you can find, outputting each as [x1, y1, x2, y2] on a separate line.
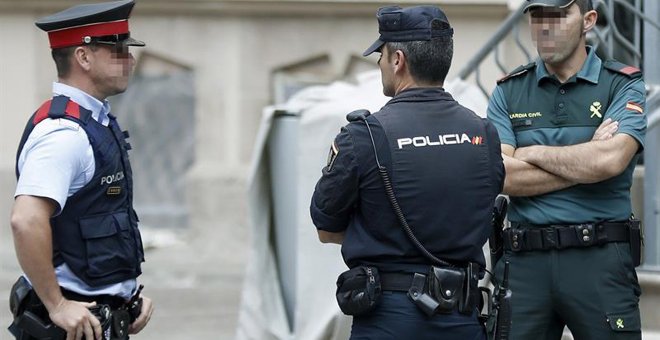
[487, 47, 646, 224]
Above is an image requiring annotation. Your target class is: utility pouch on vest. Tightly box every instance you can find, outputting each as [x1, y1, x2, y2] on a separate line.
[335, 266, 382, 316]
[629, 218, 643, 267]
[426, 266, 464, 314]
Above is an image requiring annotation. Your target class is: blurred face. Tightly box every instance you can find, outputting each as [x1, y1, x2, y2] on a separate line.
[87, 42, 136, 97]
[378, 46, 396, 97]
[529, 4, 585, 65]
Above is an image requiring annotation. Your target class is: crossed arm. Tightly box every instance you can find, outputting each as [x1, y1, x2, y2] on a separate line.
[503, 119, 640, 197]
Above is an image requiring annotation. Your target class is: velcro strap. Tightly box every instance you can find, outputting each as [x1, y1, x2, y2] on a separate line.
[504, 222, 630, 252]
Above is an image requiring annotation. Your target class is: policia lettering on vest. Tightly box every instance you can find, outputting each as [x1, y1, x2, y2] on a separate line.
[487, 0, 646, 339]
[8, 1, 154, 339]
[310, 5, 505, 340]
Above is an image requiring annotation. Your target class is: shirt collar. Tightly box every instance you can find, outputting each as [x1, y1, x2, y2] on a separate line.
[52, 82, 111, 126]
[535, 46, 601, 85]
[387, 87, 453, 105]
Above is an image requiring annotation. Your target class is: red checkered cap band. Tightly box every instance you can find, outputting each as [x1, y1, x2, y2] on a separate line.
[47, 20, 129, 48]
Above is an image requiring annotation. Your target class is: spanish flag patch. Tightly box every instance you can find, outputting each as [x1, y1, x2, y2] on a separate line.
[625, 102, 643, 114]
[326, 140, 339, 171]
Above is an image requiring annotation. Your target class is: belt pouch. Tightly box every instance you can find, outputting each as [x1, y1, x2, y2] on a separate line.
[335, 266, 381, 316]
[427, 266, 463, 314]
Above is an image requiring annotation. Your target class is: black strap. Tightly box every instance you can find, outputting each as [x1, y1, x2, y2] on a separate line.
[61, 288, 127, 309]
[380, 272, 415, 292]
[503, 222, 630, 252]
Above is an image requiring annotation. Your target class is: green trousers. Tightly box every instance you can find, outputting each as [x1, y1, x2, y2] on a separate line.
[491, 242, 642, 340]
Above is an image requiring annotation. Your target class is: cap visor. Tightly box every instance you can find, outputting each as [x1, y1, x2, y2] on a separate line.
[362, 39, 385, 57]
[523, 0, 576, 13]
[125, 37, 145, 47]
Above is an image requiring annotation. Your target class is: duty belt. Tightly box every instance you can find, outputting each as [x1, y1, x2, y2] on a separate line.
[503, 222, 630, 252]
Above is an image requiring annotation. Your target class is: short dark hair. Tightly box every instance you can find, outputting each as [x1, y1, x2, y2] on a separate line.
[51, 47, 75, 78]
[385, 20, 453, 84]
[575, 0, 594, 14]
[51, 44, 100, 78]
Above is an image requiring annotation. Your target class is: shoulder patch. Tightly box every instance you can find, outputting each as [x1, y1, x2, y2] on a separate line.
[603, 60, 642, 78]
[326, 140, 339, 171]
[497, 62, 536, 84]
[346, 109, 371, 122]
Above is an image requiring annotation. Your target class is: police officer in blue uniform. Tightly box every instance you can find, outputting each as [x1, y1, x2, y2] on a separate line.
[310, 5, 504, 340]
[9, 1, 153, 339]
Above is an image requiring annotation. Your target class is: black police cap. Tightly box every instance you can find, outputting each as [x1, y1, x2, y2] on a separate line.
[363, 5, 454, 57]
[35, 0, 144, 49]
[523, 0, 591, 13]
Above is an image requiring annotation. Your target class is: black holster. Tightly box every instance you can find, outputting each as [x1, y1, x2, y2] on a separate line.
[7, 277, 133, 340]
[629, 218, 643, 267]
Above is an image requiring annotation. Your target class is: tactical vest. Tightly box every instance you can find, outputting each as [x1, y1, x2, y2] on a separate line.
[16, 95, 144, 287]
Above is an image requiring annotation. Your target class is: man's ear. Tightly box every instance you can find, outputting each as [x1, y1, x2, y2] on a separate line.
[583, 9, 598, 33]
[393, 50, 405, 73]
[73, 46, 92, 71]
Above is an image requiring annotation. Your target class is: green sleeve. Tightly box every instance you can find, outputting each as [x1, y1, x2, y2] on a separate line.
[604, 77, 647, 151]
[487, 85, 517, 148]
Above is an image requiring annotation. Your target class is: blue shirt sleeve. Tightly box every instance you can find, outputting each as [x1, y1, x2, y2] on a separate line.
[603, 77, 647, 151]
[484, 119, 505, 196]
[487, 85, 517, 148]
[15, 119, 94, 215]
[310, 127, 359, 233]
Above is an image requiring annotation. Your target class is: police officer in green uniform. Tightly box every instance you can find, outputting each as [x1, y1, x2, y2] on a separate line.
[487, 0, 646, 339]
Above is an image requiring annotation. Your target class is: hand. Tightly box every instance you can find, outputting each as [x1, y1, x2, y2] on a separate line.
[49, 298, 102, 340]
[591, 118, 619, 141]
[129, 295, 153, 334]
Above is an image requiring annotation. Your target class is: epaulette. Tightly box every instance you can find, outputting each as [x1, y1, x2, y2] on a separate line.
[603, 60, 642, 78]
[346, 109, 371, 122]
[496, 62, 536, 84]
[33, 95, 82, 125]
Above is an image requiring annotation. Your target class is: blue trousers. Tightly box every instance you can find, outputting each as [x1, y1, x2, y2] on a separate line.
[350, 291, 486, 340]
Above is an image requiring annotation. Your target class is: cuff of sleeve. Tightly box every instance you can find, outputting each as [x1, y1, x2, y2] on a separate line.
[618, 129, 645, 152]
[310, 201, 348, 233]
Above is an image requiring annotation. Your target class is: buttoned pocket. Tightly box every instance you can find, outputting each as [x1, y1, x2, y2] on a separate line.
[79, 211, 138, 278]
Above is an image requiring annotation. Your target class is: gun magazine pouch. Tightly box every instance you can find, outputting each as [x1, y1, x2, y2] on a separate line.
[336, 266, 382, 316]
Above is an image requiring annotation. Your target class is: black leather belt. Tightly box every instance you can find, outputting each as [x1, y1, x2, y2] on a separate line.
[503, 221, 630, 252]
[62, 288, 126, 309]
[380, 272, 416, 292]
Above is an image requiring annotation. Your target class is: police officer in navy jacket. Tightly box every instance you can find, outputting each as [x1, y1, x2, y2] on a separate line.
[9, 1, 153, 339]
[310, 5, 504, 340]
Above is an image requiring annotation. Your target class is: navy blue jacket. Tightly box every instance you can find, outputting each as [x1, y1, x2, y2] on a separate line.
[310, 87, 504, 272]
[16, 96, 144, 287]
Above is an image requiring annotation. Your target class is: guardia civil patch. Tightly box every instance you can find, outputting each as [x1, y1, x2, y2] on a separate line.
[326, 141, 339, 171]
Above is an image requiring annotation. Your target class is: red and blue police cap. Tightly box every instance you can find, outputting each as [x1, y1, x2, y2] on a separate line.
[35, 0, 145, 49]
[523, 0, 592, 12]
[362, 5, 454, 57]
